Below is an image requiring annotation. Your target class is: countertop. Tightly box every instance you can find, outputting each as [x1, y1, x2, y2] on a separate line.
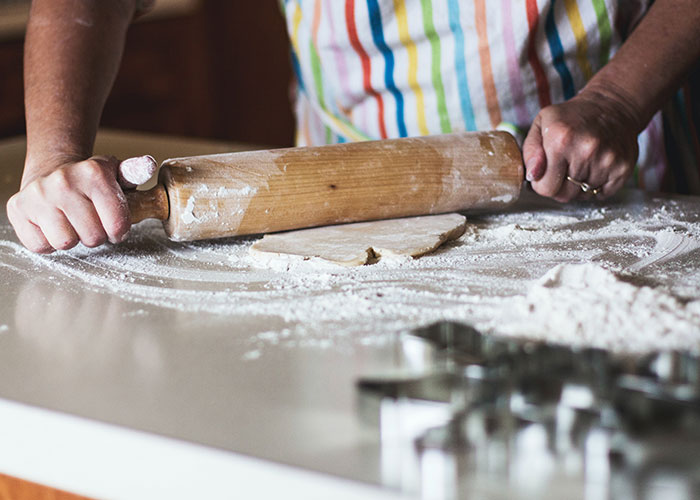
[1, 131, 699, 500]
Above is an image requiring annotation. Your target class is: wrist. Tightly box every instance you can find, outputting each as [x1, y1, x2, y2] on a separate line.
[22, 150, 89, 188]
[579, 79, 648, 135]
[24, 129, 94, 178]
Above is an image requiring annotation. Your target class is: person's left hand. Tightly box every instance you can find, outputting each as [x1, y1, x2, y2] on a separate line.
[522, 87, 641, 202]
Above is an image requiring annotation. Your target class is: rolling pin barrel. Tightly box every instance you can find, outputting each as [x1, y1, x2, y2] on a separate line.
[126, 131, 524, 242]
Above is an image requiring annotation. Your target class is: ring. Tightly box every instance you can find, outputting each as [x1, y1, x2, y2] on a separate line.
[566, 175, 602, 195]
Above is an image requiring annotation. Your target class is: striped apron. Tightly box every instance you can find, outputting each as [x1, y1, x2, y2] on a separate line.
[281, 0, 699, 193]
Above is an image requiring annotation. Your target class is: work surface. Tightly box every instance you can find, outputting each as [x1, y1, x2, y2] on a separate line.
[1, 132, 700, 499]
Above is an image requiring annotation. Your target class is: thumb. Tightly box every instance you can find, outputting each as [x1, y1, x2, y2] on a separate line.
[117, 155, 158, 189]
[522, 115, 546, 182]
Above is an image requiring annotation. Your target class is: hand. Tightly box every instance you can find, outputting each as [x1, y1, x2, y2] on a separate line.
[7, 155, 131, 253]
[522, 87, 641, 202]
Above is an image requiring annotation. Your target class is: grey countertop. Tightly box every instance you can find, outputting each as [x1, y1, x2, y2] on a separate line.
[1, 131, 699, 500]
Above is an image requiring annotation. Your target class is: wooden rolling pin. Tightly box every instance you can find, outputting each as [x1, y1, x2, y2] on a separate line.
[126, 131, 524, 241]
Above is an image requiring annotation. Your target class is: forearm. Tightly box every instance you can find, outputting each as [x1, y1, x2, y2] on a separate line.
[583, 0, 700, 134]
[23, 0, 138, 185]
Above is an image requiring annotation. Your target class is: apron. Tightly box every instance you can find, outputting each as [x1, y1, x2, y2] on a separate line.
[281, 0, 699, 193]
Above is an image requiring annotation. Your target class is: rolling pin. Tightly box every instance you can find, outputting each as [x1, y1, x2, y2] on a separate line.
[126, 131, 523, 241]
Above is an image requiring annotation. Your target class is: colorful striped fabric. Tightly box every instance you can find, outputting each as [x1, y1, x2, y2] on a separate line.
[281, 0, 698, 193]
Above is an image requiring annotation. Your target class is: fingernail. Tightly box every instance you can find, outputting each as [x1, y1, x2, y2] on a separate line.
[115, 231, 130, 244]
[525, 159, 536, 182]
[525, 156, 544, 182]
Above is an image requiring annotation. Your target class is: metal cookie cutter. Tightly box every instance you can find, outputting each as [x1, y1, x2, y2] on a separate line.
[356, 321, 700, 500]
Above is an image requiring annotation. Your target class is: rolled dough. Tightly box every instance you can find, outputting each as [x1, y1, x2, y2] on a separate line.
[249, 213, 467, 267]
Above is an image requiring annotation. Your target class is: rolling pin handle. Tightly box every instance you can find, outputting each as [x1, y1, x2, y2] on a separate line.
[126, 184, 169, 224]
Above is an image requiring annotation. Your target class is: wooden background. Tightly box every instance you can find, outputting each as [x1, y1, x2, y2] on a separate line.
[0, 0, 296, 148]
[0, 473, 89, 500]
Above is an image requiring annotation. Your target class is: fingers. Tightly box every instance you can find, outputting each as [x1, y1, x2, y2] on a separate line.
[34, 208, 80, 251]
[91, 186, 130, 244]
[522, 116, 546, 182]
[596, 170, 627, 200]
[525, 111, 574, 200]
[529, 119, 569, 200]
[525, 99, 637, 203]
[6, 196, 52, 253]
[553, 176, 584, 203]
[82, 156, 131, 243]
[524, 112, 579, 202]
[7, 156, 133, 253]
[61, 194, 109, 247]
[585, 150, 622, 200]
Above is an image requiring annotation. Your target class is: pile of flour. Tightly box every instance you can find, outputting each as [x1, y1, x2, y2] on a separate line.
[492, 263, 700, 353]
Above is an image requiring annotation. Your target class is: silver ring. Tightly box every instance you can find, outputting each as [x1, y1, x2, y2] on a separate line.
[566, 175, 602, 195]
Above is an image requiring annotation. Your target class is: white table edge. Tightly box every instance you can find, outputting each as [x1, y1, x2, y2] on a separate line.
[0, 397, 404, 500]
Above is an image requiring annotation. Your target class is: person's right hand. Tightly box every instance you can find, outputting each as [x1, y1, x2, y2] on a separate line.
[6, 155, 131, 253]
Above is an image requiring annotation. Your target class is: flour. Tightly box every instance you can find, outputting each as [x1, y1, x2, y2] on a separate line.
[118, 155, 157, 187]
[493, 263, 700, 352]
[181, 196, 199, 224]
[490, 194, 515, 203]
[2, 192, 700, 357]
[626, 230, 700, 272]
[217, 186, 257, 198]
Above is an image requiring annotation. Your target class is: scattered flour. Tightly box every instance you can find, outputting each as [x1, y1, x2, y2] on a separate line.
[2, 193, 700, 356]
[626, 230, 700, 272]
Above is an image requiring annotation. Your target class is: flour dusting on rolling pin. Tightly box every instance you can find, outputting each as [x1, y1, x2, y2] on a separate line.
[118, 155, 158, 189]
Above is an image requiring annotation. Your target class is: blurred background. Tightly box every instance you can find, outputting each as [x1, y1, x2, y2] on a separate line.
[0, 0, 296, 148]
